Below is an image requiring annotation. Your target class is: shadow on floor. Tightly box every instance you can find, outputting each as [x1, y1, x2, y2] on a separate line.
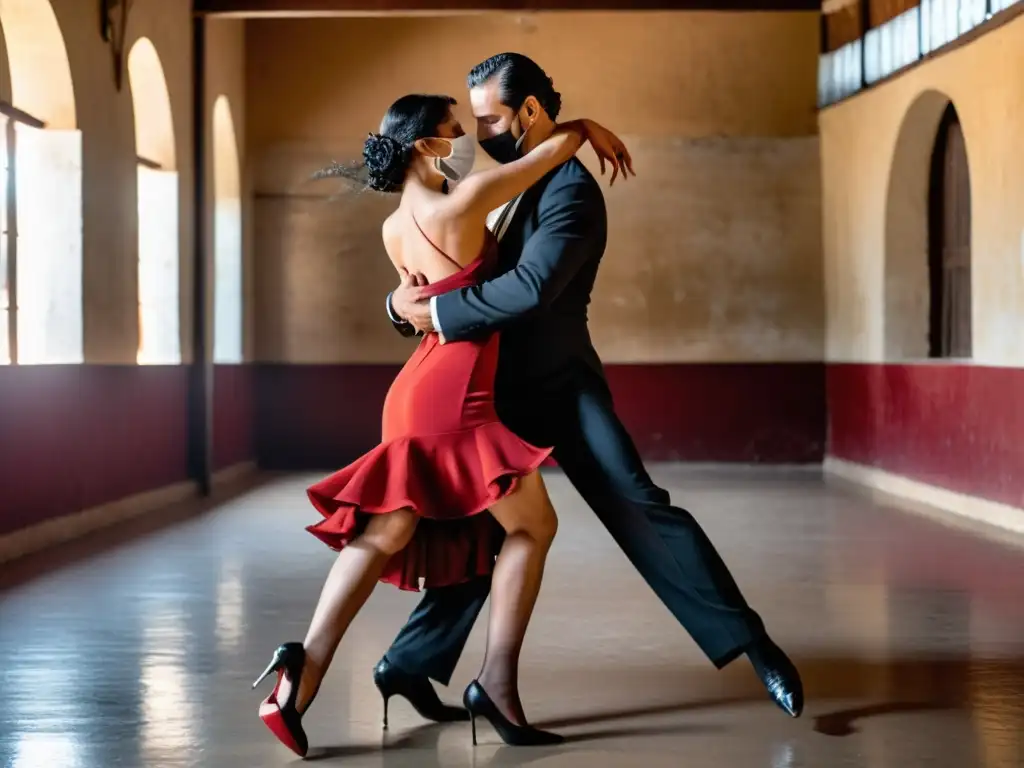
[813, 701, 947, 736]
[534, 654, 1024, 738]
[307, 722, 727, 767]
[298, 655, 1024, 767]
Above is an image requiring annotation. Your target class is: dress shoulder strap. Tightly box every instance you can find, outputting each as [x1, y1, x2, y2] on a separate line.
[410, 213, 463, 271]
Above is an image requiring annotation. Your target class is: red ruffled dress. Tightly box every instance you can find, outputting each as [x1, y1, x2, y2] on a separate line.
[306, 232, 552, 591]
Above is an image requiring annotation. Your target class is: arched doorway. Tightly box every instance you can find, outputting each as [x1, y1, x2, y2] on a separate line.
[883, 89, 973, 362]
[212, 95, 242, 364]
[128, 37, 180, 364]
[0, 0, 81, 365]
[927, 104, 972, 359]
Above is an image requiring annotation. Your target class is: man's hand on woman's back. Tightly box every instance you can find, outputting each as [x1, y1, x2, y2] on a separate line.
[392, 269, 434, 334]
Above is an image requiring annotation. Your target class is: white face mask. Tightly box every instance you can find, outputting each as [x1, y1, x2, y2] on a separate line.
[435, 133, 477, 182]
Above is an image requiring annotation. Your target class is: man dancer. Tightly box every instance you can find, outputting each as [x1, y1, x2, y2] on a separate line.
[378, 52, 802, 723]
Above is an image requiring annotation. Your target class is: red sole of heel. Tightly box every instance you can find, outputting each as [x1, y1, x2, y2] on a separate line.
[259, 698, 307, 757]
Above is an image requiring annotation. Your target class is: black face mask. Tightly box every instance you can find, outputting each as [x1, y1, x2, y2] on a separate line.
[479, 114, 528, 165]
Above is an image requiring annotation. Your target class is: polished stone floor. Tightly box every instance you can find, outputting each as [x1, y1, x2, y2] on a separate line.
[2, 466, 1024, 768]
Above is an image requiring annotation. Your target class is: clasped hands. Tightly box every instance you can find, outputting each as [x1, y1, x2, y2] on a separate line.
[392, 269, 442, 339]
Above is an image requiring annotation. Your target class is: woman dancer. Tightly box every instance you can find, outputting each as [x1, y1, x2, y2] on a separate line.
[253, 93, 632, 757]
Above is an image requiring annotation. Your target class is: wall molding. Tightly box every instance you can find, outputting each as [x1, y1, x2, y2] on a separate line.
[0, 480, 198, 565]
[213, 460, 258, 486]
[5, 456, 1018, 564]
[0, 461, 259, 565]
[824, 457, 1024, 538]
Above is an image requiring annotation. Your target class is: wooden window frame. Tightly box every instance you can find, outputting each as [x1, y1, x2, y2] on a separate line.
[0, 101, 47, 365]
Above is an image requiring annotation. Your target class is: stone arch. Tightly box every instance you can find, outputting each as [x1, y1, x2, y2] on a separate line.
[212, 95, 242, 363]
[129, 37, 180, 364]
[0, 0, 76, 129]
[0, 0, 82, 364]
[128, 37, 176, 170]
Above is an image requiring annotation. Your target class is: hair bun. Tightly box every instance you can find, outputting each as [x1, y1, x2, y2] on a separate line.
[363, 133, 408, 193]
[363, 133, 402, 173]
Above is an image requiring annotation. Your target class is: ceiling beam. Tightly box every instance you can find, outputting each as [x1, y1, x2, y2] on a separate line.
[195, 0, 820, 15]
[820, 0, 857, 12]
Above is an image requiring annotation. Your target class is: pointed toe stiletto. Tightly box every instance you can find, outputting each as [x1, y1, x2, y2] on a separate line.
[373, 656, 469, 728]
[254, 642, 310, 757]
[462, 680, 564, 747]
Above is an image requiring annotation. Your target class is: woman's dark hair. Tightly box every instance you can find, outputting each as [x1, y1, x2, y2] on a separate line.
[314, 94, 456, 194]
[467, 53, 562, 121]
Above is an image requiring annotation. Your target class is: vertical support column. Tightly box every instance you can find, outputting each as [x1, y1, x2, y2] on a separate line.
[918, 0, 924, 58]
[859, 0, 870, 88]
[190, 14, 213, 495]
[5, 117, 16, 364]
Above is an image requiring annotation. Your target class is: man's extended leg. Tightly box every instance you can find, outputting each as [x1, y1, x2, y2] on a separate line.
[550, 378, 803, 715]
[386, 576, 492, 685]
[372, 576, 492, 724]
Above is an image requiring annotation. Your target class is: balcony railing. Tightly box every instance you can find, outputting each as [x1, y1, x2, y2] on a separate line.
[818, 0, 1021, 107]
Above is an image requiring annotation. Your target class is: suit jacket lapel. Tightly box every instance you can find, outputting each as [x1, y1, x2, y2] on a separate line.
[510, 179, 543, 233]
[497, 181, 544, 268]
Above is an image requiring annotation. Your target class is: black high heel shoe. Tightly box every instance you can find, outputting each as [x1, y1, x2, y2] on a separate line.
[253, 642, 311, 757]
[373, 656, 469, 728]
[462, 680, 564, 747]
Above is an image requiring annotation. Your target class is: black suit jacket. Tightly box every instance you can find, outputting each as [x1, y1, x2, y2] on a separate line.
[390, 157, 608, 402]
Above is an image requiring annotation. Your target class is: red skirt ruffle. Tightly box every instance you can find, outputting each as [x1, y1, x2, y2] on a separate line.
[306, 422, 552, 591]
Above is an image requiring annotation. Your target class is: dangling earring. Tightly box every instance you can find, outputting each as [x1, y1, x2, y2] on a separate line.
[441, 178, 449, 195]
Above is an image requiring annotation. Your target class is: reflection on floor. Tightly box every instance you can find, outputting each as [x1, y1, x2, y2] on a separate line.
[1, 466, 1023, 767]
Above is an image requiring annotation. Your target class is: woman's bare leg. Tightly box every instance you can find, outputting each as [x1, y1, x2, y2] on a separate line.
[477, 470, 558, 724]
[277, 509, 419, 712]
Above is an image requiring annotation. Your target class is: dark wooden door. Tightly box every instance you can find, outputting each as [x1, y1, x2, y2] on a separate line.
[928, 105, 972, 359]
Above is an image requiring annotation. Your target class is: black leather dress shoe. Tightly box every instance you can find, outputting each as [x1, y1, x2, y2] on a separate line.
[373, 657, 470, 727]
[747, 638, 804, 718]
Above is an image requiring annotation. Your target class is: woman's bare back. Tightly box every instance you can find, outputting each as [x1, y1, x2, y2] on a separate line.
[383, 192, 492, 284]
